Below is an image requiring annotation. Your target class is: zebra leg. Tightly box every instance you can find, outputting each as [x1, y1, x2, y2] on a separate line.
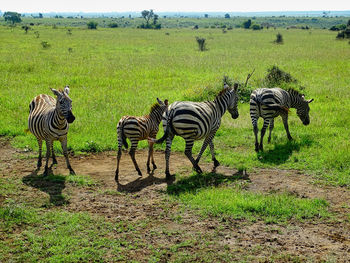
[37, 138, 43, 168]
[165, 135, 174, 179]
[252, 118, 259, 152]
[281, 114, 293, 141]
[195, 133, 215, 165]
[209, 140, 220, 168]
[146, 140, 156, 173]
[44, 140, 52, 176]
[115, 145, 122, 182]
[60, 139, 75, 175]
[51, 142, 57, 165]
[129, 141, 142, 176]
[185, 140, 202, 174]
[267, 119, 275, 143]
[259, 119, 270, 151]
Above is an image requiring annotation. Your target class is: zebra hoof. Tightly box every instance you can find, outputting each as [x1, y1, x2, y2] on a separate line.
[152, 163, 157, 170]
[137, 170, 142, 177]
[194, 166, 203, 174]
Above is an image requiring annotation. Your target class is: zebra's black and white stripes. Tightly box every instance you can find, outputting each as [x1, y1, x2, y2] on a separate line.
[250, 87, 313, 152]
[152, 84, 239, 178]
[115, 98, 168, 182]
[28, 86, 76, 176]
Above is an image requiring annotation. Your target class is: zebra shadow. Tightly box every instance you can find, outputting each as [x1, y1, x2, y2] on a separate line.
[117, 170, 175, 193]
[166, 171, 248, 196]
[257, 135, 314, 165]
[22, 169, 68, 206]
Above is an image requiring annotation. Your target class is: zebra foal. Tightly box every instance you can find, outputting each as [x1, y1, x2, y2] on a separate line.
[250, 87, 313, 152]
[151, 84, 239, 178]
[115, 98, 168, 182]
[28, 86, 76, 176]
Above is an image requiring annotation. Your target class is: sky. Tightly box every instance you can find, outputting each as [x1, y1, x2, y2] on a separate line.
[1, 0, 349, 13]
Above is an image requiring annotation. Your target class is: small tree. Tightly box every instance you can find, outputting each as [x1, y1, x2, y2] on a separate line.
[274, 33, 283, 44]
[87, 21, 98, 29]
[196, 37, 206, 51]
[3, 11, 22, 24]
[224, 13, 230, 19]
[140, 10, 161, 29]
[243, 19, 252, 29]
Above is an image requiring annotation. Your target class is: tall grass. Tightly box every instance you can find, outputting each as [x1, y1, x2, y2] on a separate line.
[0, 26, 349, 186]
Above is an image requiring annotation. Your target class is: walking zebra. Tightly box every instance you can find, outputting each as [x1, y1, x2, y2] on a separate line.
[250, 87, 314, 152]
[28, 86, 76, 176]
[115, 98, 168, 182]
[151, 84, 239, 178]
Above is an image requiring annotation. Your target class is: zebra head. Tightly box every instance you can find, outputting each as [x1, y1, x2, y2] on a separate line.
[297, 95, 314, 126]
[227, 83, 239, 119]
[51, 86, 76, 123]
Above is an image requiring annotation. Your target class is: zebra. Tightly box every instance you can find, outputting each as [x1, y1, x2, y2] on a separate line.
[115, 98, 168, 182]
[250, 87, 314, 152]
[28, 86, 76, 176]
[151, 84, 239, 178]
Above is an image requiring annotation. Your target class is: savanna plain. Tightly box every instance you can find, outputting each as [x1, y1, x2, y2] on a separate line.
[1, 21, 350, 262]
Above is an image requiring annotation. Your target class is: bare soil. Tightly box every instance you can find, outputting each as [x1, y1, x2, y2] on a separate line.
[1, 138, 350, 262]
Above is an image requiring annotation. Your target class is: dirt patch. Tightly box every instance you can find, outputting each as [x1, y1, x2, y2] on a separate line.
[1, 138, 350, 262]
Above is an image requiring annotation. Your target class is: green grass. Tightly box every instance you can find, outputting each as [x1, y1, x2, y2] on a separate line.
[168, 172, 329, 223]
[1, 26, 349, 187]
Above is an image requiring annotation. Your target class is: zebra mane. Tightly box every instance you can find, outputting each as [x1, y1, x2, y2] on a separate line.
[216, 86, 231, 98]
[287, 88, 304, 98]
[149, 102, 161, 113]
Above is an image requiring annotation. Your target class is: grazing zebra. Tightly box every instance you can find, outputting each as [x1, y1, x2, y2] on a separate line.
[151, 84, 239, 178]
[28, 86, 76, 176]
[250, 87, 314, 152]
[115, 98, 168, 182]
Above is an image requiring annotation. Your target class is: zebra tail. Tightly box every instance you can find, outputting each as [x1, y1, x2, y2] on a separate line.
[117, 121, 128, 149]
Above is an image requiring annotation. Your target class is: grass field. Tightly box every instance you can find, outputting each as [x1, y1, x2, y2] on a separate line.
[1, 25, 349, 185]
[1, 24, 350, 262]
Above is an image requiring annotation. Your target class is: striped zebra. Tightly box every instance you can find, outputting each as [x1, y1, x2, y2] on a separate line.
[115, 98, 168, 182]
[250, 87, 314, 152]
[28, 86, 76, 176]
[151, 84, 239, 178]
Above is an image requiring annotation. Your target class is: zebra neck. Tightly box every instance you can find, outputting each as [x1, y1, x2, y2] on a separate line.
[214, 94, 230, 116]
[149, 111, 163, 124]
[53, 108, 67, 128]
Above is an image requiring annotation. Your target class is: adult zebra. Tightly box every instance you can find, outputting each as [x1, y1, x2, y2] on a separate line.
[151, 84, 239, 178]
[28, 86, 76, 176]
[250, 87, 314, 152]
[115, 98, 168, 182]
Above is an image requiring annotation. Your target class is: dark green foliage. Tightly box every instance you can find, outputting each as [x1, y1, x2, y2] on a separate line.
[139, 9, 161, 29]
[196, 37, 206, 51]
[251, 24, 262, 30]
[243, 19, 252, 29]
[223, 75, 254, 103]
[264, 65, 296, 88]
[274, 33, 283, 44]
[21, 25, 30, 33]
[40, 41, 51, 49]
[329, 24, 346, 31]
[224, 13, 230, 19]
[82, 141, 102, 153]
[108, 22, 118, 28]
[87, 21, 98, 29]
[3, 11, 22, 24]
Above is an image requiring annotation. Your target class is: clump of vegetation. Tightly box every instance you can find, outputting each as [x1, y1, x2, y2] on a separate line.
[242, 19, 252, 29]
[196, 37, 206, 51]
[81, 141, 102, 153]
[274, 33, 283, 44]
[108, 22, 118, 28]
[3, 11, 22, 24]
[21, 25, 30, 33]
[251, 24, 262, 30]
[335, 19, 350, 39]
[66, 29, 72, 35]
[223, 72, 255, 103]
[34, 31, 40, 38]
[330, 24, 347, 31]
[87, 21, 98, 29]
[41, 41, 51, 49]
[138, 10, 161, 29]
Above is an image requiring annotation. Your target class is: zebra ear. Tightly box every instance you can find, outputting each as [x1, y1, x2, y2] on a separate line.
[308, 99, 314, 103]
[233, 83, 239, 92]
[64, 86, 70, 95]
[51, 88, 61, 97]
[156, 98, 162, 104]
[164, 99, 168, 106]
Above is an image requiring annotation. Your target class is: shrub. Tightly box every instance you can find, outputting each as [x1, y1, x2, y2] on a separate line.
[195, 37, 206, 51]
[251, 24, 262, 30]
[222, 75, 254, 103]
[34, 31, 40, 38]
[330, 24, 346, 31]
[87, 21, 98, 29]
[21, 25, 30, 33]
[41, 41, 51, 49]
[108, 23, 118, 28]
[242, 19, 252, 29]
[274, 33, 283, 44]
[264, 66, 296, 88]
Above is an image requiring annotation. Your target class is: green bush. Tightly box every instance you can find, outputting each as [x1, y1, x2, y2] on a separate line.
[87, 21, 98, 29]
[108, 23, 118, 28]
[195, 37, 206, 51]
[274, 33, 283, 44]
[251, 24, 262, 30]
